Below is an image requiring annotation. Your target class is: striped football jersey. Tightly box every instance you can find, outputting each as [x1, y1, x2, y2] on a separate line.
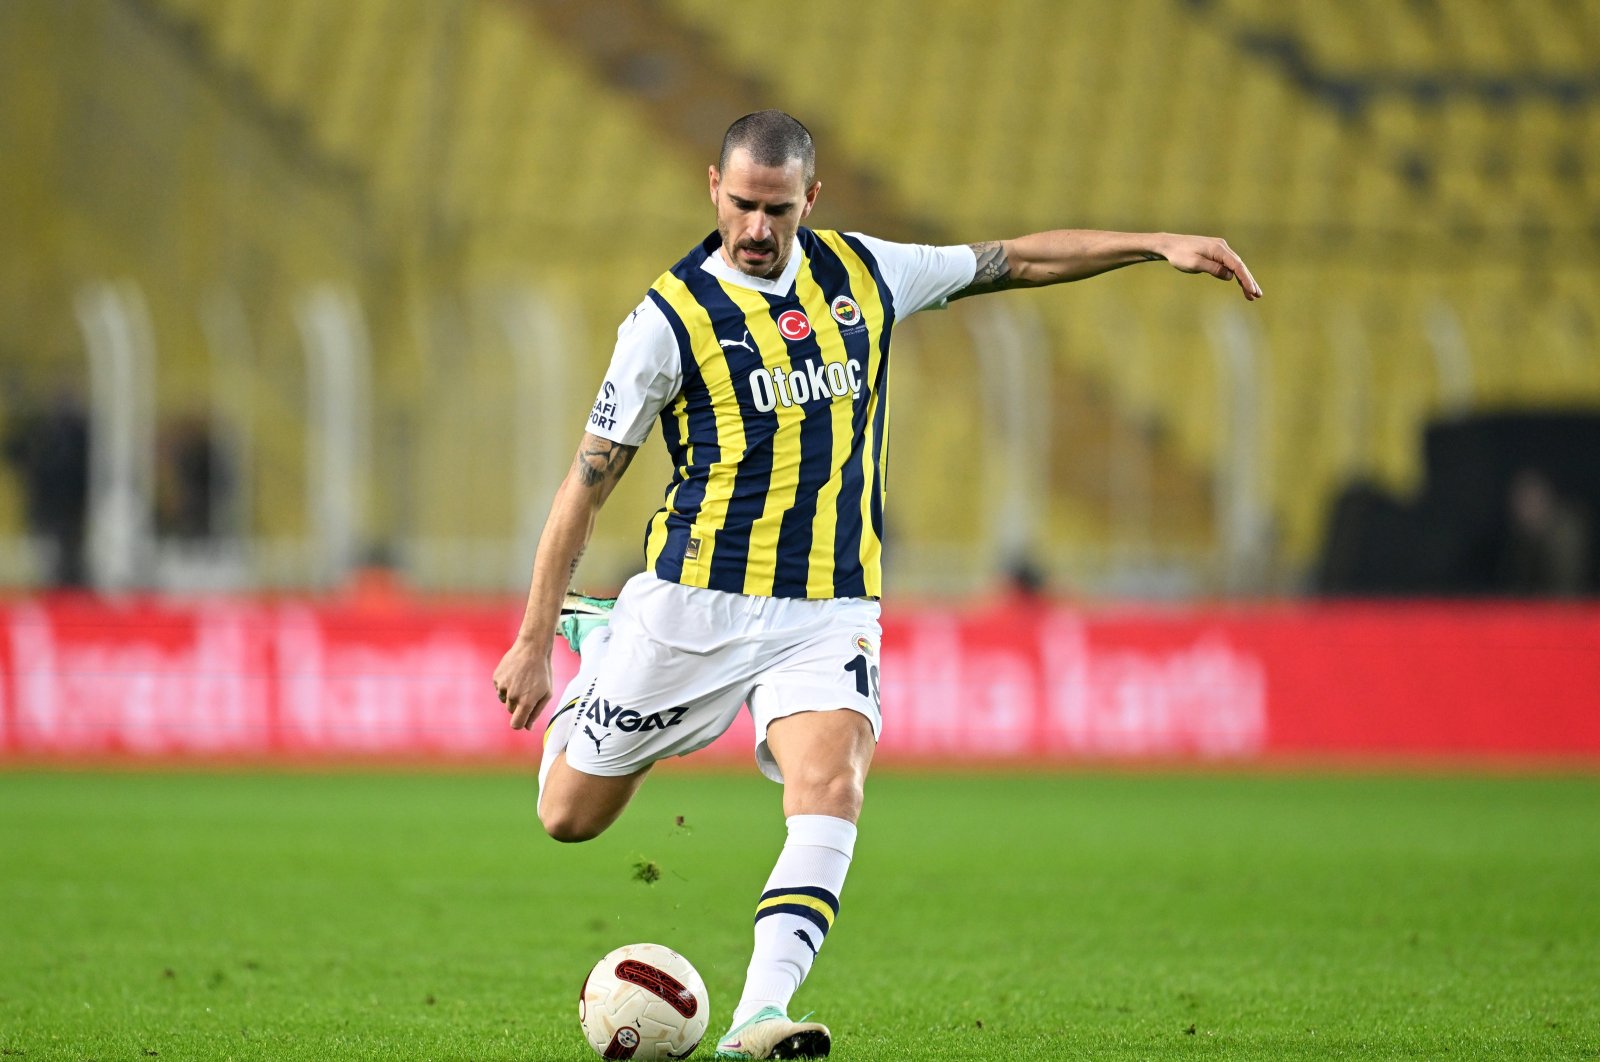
[642, 228, 896, 599]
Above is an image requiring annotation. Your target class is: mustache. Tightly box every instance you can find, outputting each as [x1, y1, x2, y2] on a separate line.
[737, 239, 776, 253]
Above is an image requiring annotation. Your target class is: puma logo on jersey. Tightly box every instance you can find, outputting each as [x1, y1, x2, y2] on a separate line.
[719, 329, 755, 354]
[583, 725, 608, 754]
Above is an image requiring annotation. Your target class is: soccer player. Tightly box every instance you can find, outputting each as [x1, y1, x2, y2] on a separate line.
[492, 109, 1261, 1059]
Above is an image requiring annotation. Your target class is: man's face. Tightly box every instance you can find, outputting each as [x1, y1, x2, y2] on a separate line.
[709, 147, 819, 279]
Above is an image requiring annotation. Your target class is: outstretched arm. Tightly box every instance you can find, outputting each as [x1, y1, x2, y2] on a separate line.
[492, 433, 637, 730]
[950, 231, 1262, 302]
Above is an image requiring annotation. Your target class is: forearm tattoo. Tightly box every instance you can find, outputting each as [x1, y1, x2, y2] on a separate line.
[951, 241, 1016, 300]
[575, 438, 636, 488]
[1139, 251, 1165, 262]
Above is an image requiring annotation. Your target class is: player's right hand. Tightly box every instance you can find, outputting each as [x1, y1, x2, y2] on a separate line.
[492, 639, 553, 731]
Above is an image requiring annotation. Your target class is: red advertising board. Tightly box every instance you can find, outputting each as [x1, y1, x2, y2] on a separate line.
[1, 595, 1597, 765]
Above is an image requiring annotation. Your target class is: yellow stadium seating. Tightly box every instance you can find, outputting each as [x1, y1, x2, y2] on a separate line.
[3, 0, 1595, 593]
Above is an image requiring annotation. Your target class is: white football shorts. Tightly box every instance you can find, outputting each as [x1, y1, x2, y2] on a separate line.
[545, 571, 882, 784]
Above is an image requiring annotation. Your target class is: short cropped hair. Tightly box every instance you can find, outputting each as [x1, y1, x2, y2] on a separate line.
[718, 110, 816, 186]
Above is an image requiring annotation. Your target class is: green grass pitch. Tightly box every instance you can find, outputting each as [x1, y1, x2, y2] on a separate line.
[2, 768, 1597, 1060]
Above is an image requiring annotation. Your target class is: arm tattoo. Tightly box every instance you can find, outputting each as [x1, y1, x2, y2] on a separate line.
[566, 543, 586, 583]
[575, 438, 637, 488]
[1139, 251, 1165, 262]
[972, 241, 1010, 286]
[950, 241, 1017, 300]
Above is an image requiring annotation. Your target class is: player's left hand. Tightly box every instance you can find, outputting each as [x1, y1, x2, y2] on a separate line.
[1156, 235, 1263, 301]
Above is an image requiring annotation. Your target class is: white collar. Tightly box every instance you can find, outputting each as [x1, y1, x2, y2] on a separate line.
[699, 236, 804, 295]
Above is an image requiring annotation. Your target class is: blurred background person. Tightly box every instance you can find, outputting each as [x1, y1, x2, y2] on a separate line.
[1501, 467, 1592, 597]
[2, 383, 91, 587]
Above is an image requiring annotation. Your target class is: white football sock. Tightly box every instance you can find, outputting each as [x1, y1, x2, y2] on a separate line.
[732, 814, 857, 1027]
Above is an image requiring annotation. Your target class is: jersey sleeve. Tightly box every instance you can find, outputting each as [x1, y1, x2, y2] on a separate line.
[585, 298, 683, 447]
[848, 233, 977, 316]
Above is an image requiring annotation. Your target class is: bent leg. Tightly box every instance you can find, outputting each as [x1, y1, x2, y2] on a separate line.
[537, 752, 649, 843]
[533, 627, 647, 843]
[534, 636, 648, 842]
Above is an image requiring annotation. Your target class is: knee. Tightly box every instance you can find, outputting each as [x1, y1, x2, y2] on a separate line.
[537, 761, 641, 842]
[538, 802, 607, 844]
[785, 762, 867, 820]
[768, 710, 876, 820]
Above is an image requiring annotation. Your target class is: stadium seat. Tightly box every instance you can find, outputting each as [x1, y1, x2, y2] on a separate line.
[4, 0, 1594, 591]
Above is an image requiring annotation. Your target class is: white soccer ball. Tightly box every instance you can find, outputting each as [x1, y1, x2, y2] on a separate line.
[578, 942, 710, 1060]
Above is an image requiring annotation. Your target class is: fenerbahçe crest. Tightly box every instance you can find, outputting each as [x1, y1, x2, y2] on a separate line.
[830, 295, 862, 328]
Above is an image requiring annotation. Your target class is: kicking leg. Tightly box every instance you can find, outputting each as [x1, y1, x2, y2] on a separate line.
[535, 625, 648, 843]
[718, 708, 875, 1059]
[538, 754, 649, 843]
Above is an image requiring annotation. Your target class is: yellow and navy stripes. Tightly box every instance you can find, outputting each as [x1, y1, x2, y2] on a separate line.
[642, 228, 897, 600]
[754, 884, 840, 938]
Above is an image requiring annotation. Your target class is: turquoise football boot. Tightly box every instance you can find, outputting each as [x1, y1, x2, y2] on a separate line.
[556, 592, 615, 654]
[714, 1006, 830, 1059]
